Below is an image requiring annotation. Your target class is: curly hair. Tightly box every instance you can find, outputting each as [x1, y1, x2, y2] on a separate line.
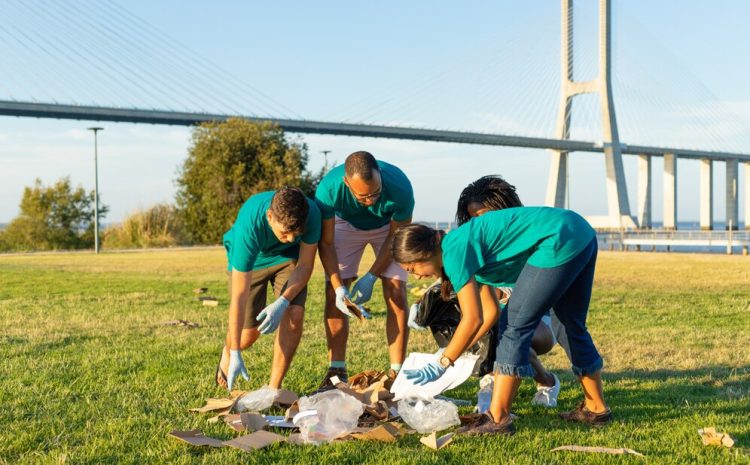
[455, 175, 522, 226]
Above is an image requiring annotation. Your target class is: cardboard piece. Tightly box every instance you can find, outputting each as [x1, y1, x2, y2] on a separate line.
[202, 299, 219, 307]
[222, 430, 285, 451]
[284, 401, 300, 422]
[342, 296, 370, 321]
[198, 295, 218, 301]
[698, 428, 735, 448]
[390, 352, 479, 401]
[551, 446, 645, 457]
[223, 414, 246, 432]
[242, 413, 269, 432]
[160, 319, 199, 329]
[420, 432, 454, 450]
[190, 390, 246, 413]
[274, 389, 299, 408]
[168, 430, 224, 448]
[286, 433, 306, 446]
[193, 287, 208, 294]
[351, 423, 401, 442]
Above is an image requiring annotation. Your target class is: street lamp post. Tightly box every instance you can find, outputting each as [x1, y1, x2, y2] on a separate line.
[321, 150, 331, 175]
[87, 127, 103, 254]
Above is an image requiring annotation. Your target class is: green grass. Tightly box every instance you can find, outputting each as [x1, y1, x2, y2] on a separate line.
[1, 248, 749, 464]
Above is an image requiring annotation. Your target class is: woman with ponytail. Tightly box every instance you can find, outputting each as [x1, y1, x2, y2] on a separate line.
[393, 206, 610, 436]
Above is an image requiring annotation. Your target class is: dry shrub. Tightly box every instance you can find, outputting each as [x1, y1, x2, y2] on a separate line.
[104, 204, 188, 249]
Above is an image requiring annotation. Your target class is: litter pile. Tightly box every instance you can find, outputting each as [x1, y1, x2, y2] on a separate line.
[172, 368, 460, 453]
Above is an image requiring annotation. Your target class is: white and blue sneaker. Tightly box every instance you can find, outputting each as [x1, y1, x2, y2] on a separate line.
[531, 373, 560, 408]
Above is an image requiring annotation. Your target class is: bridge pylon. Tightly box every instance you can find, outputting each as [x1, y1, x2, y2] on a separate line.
[546, 0, 637, 229]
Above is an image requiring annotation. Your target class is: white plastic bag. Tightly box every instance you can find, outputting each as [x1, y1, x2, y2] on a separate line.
[236, 386, 278, 412]
[293, 390, 364, 444]
[397, 397, 460, 433]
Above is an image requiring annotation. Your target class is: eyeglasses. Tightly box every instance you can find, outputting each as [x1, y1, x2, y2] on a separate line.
[350, 188, 382, 201]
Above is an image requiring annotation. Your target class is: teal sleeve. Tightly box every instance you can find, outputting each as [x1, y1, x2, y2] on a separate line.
[301, 202, 322, 244]
[228, 226, 260, 272]
[392, 183, 415, 222]
[314, 185, 336, 220]
[442, 236, 484, 293]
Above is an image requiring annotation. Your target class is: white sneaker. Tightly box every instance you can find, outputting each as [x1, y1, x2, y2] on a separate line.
[531, 373, 560, 407]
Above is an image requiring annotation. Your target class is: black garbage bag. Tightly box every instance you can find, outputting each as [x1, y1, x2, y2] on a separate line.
[414, 282, 498, 377]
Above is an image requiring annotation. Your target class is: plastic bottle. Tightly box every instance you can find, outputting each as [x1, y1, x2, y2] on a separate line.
[476, 374, 494, 414]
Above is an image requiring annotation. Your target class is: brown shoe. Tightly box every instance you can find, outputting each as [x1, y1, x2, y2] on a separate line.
[312, 366, 349, 394]
[457, 412, 515, 436]
[559, 401, 612, 426]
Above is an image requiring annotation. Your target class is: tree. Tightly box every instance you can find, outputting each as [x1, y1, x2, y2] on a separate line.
[175, 118, 322, 244]
[104, 203, 187, 249]
[0, 177, 107, 251]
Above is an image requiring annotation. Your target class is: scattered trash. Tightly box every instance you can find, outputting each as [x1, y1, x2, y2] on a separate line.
[436, 395, 472, 407]
[223, 413, 269, 432]
[351, 423, 402, 442]
[293, 390, 365, 444]
[475, 374, 494, 413]
[190, 390, 245, 414]
[193, 287, 208, 294]
[551, 445, 645, 457]
[698, 427, 735, 448]
[397, 397, 460, 434]
[236, 386, 279, 412]
[202, 299, 219, 307]
[160, 319, 199, 329]
[274, 389, 299, 408]
[410, 283, 430, 297]
[420, 431, 454, 450]
[169, 430, 224, 448]
[223, 431, 285, 451]
[198, 295, 218, 301]
[262, 415, 296, 429]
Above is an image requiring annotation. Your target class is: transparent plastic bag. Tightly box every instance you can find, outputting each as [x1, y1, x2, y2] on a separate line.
[397, 397, 460, 433]
[292, 390, 364, 444]
[235, 386, 278, 412]
[476, 374, 494, 413]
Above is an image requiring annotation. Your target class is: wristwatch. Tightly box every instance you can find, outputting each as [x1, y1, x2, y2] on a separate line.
[439, 355, 454, 369]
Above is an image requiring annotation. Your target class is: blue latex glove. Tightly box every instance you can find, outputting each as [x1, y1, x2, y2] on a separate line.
[334, 286, 354, 318]
[407, 303, 426, 330]
[403, 361, 447, 386]
[351, 272, 378, 304]
[227, 349, 249, 391]
[257, 296, 290, 334]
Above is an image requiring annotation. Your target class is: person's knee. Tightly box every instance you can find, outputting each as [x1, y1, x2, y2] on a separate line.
[531, 321, 554, 355]
[382, 278, 407, 301]
[286, 305, 305, 330]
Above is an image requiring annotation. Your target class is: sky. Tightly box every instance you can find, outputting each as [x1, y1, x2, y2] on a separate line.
[1, 0, 749, 226]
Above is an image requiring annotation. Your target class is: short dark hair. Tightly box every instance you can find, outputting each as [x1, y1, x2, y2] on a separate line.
[344, 151, 379, 181]
[455, 175, 523, 226]
[270, 187, 309, 234]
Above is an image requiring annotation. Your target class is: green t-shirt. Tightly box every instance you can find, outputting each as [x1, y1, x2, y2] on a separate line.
[441, 207, 595, 291]
[223, 191, 322, 272]
[314, 160, 414, 230]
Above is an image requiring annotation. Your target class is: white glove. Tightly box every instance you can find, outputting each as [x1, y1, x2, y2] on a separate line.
[334, 286, 354, 318]
[227, 349, 249, 391]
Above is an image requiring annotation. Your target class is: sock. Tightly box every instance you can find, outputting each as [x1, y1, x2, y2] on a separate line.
[329, 360, 347, 369]
[390, 363, 402, 373]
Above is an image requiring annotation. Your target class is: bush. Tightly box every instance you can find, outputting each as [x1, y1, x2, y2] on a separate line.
[104, 204, 187, 249]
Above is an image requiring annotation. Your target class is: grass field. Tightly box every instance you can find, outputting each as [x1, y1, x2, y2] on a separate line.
[1, 248, 749, 464]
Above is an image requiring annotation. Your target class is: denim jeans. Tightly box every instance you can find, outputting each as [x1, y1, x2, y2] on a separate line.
[494, 238, 603, 377]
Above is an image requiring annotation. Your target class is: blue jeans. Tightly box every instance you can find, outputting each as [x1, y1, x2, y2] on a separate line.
[494, 238, 603, 377]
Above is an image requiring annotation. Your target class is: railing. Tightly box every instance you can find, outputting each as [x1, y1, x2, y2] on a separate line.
[597, 229, 750, 255]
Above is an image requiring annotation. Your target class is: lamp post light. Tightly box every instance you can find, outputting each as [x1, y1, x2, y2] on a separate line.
[321, 150, 331, 175]
[87, 127, 103, 254]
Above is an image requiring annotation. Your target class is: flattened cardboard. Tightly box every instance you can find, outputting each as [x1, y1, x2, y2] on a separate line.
[223, 430, 285, 451]
[698, 428, 735, 448]
[202, 299, 219, 307]
[351, 423, 401, 442]
[241, 413, 268, 432]
[160, 319, 199, 329]
[274, 389, 299, 407]
[193, 287, 208, 294]
[198, 295, 217, 301]
[342, 296, 369, 321]
[284, 401, 300, 422]
[286, 433, 306, 445]
[551, 445, 645, 457]
[420, 432, 454, 450]
[223, 414, 246, 432]
[190, 390, 246, 413]
[169, 430, 224, 448]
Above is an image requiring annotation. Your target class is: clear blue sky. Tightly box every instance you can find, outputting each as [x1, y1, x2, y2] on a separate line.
[1, 0, 748, 225]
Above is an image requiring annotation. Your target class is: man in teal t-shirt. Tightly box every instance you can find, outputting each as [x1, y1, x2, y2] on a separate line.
[314, 150, 414, 389]
[217, 187, 322, 391]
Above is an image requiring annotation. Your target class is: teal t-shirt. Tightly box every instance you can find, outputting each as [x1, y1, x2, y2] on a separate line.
[314, 160, 414, 230]
[223, 191, 322, 272]
[441, 207, 595, 291]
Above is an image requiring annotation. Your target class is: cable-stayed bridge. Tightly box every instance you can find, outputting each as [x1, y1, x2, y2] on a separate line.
[1, 0, 749, 231]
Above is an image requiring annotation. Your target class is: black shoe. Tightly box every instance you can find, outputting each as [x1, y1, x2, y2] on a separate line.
[311, 366, 349, 394]
[558, 401, 612, 426]
[457, 412, 515, 436]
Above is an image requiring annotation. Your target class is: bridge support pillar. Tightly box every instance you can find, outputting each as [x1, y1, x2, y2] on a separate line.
[745, 162, 750, 230]
[663, 153, 677, 230]
[699, 159, 713, 230]
[546, 151, 568, 208]
[637, 155, 651, 228]
[726, 159, 739, 230]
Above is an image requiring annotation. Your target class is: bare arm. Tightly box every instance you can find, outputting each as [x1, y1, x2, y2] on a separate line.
[441, 277, 484, 362]
[368, 217, 411, 277]
[228, 269, 253, 350]
[280, 241, 318, 301]
[318, 217, 344, 289]
[465, 284, 500, 348]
